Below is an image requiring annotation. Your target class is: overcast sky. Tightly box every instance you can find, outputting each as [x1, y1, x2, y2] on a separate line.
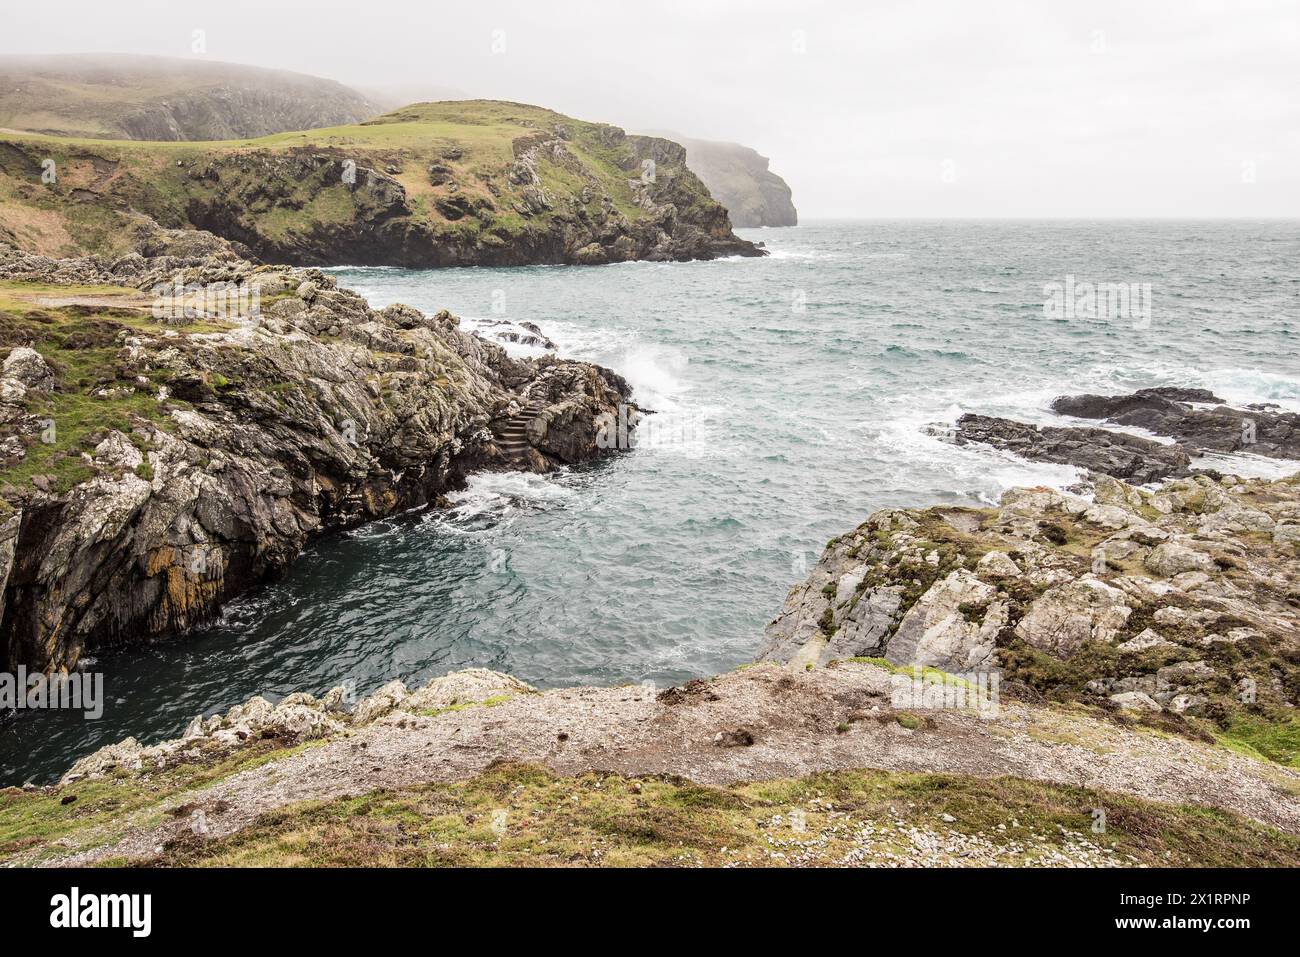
[3, 0, 1298, 217]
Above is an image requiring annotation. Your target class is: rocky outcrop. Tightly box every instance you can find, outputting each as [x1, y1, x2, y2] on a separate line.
[1052, 388, 1300, 460]
[0, 246, 637, 672]
[175, 131, 760, 267]
[760, 471, 1300, 729]
[941, 413, 1194, 484]
[60, 668, 535, 784]
[664, 136, 798, 228]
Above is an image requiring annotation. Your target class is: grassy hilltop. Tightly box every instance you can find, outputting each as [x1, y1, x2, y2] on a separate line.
[0, 100, 759, 266]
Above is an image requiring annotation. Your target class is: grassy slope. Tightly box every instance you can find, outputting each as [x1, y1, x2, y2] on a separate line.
[4, 754, 1297, 868]
[0, 100, 671, 260]
[0, 281, 214, 504]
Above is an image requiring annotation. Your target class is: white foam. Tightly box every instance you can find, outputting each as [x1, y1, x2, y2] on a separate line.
[1194, 451, 1300, 480]
[870, 415, 1086, 504]
[441, 470, 574, 523]
[1203, 368, 1300, 414]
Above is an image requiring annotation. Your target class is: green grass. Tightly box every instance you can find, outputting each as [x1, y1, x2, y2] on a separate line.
[0, 285, 207, 495]
[845, 657, 976, 690]
[0, 739, 325, 864]
[0, 99, 681, 260]
[415, 695, 512, 719]
[1218, 715, 1300, 768]
[135, 763, 1300, 868]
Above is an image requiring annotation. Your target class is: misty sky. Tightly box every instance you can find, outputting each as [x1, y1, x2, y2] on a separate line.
[3, 0, 1298, 217]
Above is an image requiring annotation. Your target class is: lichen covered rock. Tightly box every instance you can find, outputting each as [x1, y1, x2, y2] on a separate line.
[760, 471, 1300, 734]
[0, 250, 637, 671]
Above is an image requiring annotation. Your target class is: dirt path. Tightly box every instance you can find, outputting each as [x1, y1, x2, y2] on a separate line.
[31, 293, 153, 310]
[37, 662, 1300, 865]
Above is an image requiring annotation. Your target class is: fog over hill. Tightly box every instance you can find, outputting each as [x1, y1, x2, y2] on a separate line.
[0, 53, 379, 140]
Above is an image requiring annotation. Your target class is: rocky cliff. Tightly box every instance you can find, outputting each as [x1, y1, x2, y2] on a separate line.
[7, 443, 1300, 866]
[0, 54, 379, 141]
[668, 136, 797, 228]
[0, 244, 636, 672]
[762, 465, 1300, 763]
[0, 101, 762, 267]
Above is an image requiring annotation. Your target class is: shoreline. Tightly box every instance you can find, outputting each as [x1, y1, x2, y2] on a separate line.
[4, 463, 1299, 865]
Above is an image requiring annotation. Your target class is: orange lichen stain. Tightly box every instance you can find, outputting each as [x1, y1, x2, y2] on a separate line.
[144, 546, 177, 576]
[146, 548, 225, 632]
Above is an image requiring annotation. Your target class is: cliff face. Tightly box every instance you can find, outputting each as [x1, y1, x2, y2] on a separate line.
[762, 470, 1300, 747]
[0, 54, 378, 141]
[672, 137, 797, 228]
[0, 245, 636, 672]
[0, 101, 761, 267]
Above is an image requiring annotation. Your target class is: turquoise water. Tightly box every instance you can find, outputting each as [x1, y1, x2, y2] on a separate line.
[3, 220, 1298, 784]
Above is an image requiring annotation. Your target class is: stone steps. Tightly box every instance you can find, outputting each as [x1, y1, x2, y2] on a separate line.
[491, 396, 550, 462]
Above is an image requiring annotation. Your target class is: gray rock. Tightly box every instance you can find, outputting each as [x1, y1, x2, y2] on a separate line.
[0, 254, 638, 673]
[976, 551, 1022, 579]
[1145, 541, 1217, 577]
[1110, 691, 1162, 712]
[404, 668, 534, 713]
[1014, 578, 1132, 658]
[947, 413, 1192, 484]
[353, 680, 410, 725]
[885, 571, 1003, 672]
[1116, 628, 1176, 653]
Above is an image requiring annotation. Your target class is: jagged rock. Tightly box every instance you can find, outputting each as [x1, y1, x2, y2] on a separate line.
[61, 737, 145, 783]
[945, 413, 1192, 484]
[227, 695, 274, 726]
[885, 571, 1004, 672]
[1157, 660, 1214, 685]
[261, 703, 346, 741]
[1274, 525, 1300, 546]
[1169, 693, 1209, 715]
[1052, 389, 1300, 460]
[758, 470, 1300, 730]
[353, 680, 410, 725]
[574, 243, 608, 265]
[55, 668, 535, 784]
[92, 431, 144, 471]
[2, 347, 54, 391]
[1116, 628, 1176, 653]
[976, 551, 1022, 579]
[0, 252, 638, 672]
[404, 668, 535, 712]
[321, 685, 352, 713]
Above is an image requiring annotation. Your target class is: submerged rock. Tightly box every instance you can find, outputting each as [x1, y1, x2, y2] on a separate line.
[945, 413, 1193, 484]
[1052, 389, 1300, 460]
